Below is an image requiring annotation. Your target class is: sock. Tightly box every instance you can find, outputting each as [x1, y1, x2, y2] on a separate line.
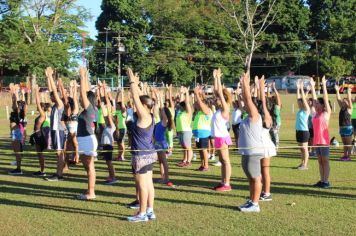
[252, 201, 259, 206]
[264, 192, 270, 196]
[146, 207, 154, 213]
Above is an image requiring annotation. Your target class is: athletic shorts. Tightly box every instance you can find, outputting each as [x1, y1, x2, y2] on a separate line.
[154, 140, 169, 153]
[232, 124, 240, 136]
[352, 119, 356, 131]
[102, 145, 113, 161]
[11, 128, 23, 141]
[78, 135, 98, 157]
[66, 121, 78, 135]
[241, 155, 264, 178]
[131, 152, 157, 174]
[51, 130, 65, 151]
[178, 131, 192, 148]
[115, 128, 126, 143]
[196, 137, 209, 149]
[315, 146, 329, 157]
[214, 136, 232, 149]
[126, 121, 134, 135]
[296, 130, 309, 143]
[30, 131, 47, 152]
[309, 128, 314, 139]
[339, 126, 353, 137]
[131, 163, 153, 175]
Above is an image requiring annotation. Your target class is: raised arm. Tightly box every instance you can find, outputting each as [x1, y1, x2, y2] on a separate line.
[300, 80, 310, 113]
[321, 76, 331, 116]
[103, 83, 114, 128]
[347, 87, 353, 111]
[259, 76, 272, 128]
[214, 68, 230, 119]
[273, 82, 281, 107]
[310, 78, 317, 105]
[241, 73, 259, 123]
[46, 67, 63, 109]
[58, 78, 68, 106]
[194, 86, 211, 115]
[72, 81, 79, 115]
[334, 84, 343, 108]
[79, 67, 90, 109]
[127, 68, 150, 121]
[184, 87, 192, 116]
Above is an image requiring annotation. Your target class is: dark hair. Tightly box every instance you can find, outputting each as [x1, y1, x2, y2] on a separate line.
[179, 101, 186, 110]
[87, 91, 96, 107]
[50, 91, 54, 97]
[67, 97, 75, 111]
[317, 97, 332, 111]
[139, 95, 154, 109]
[164, 107, 174, 131]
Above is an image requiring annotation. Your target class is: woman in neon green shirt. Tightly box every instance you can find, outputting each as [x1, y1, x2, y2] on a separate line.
[114, 89, 127, 161]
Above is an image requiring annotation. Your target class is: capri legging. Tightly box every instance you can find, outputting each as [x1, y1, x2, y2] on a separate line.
[241, 155, 264, 178]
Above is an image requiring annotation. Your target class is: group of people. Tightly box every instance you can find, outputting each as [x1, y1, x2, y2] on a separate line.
[6, 66, 352, 221]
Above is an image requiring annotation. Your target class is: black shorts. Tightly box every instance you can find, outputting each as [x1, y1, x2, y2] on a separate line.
[30, 131, 47, 152]
[114, 129, 126, 143]
[131, 163, 153, 174]
[352, 119, 356, 131]
[126, 121, 134, 135]
[232, 124, 240, 136]
[196, 137, 209, 149]
[51, 130, 65, 151]
[102, 145, 113, 161]
[296, 130, 309, 143]
[309, 128, 314, 139]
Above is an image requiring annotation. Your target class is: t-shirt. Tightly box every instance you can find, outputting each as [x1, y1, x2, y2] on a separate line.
[274, 105, 281, 126]
[50, 105, 64, 131]
[238, 115, 264, 156]
[115, 110, 127, 129]
[77, 104, 96, 137]
[295, 109, 309, 131]
[232, 108, 242, 125]
[154, 121, 166, 142]
[212, 110, 230, 138]
[352, 103, 356, 119]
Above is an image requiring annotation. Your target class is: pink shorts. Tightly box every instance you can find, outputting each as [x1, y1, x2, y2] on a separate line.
[214, 136, 232, 149]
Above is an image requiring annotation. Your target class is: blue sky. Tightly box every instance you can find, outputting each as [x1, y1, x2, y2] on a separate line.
[77, 0, 101, 38]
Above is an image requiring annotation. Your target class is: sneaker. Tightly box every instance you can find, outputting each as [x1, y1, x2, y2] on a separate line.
[45, 174, 64, 181]
[104, 177, 118, 185]
[127, 200, 140, 209]
[209, 155, 216, 161]
[183, 162, 192, 167]
[196, 166, 209, 171]
[127, 213, 148, 222]
[213, 161, 222, 167]
[260, 193, 272, 201]
[146, 211, 156, 220]
[116, 156, 125, 161]
[192, 154, 197, 161]
[297, 165, 308, 170]
[320, 182, 331, 189]
[238, 200, 252, 209]
[214, 184, 232, 192]
[340, 156, 351, 161]
[212, 183, 224, 190]
[33, 171, 46, 177]
[166, 181, 174, 187]
[10, 160, 17, 166]
[176, 161, 186, 167]
[238, 201, 260, 213]
[8, 168, 23, 175]
[313, 181, 323, 187]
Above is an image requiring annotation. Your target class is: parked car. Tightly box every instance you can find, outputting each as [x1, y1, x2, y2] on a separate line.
[339, 77, 356, 93]
[266, 75, 311, 92]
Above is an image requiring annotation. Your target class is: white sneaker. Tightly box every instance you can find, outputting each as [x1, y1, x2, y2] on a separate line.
[213, 161, 222, 167]
[238, 201, 260, 213]
[11, 160, 17, 166]
[209, 155, 216, 161]
[146, 211, 156, 220]
[192, 154, 197, 161]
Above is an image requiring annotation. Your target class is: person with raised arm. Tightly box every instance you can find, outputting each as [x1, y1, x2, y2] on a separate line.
[114, 88, 127, 161]
[101, 82, 118, 184]
[8, 85, 24, 175]
[295, 80, 311, 170]
[165, 84, 175, 156]
[152, 88, 173, 186]
[231, 82, 244, 148]
[126, 68, 157, 223]
[176, 86, 193, 167]
[211, 68, 233, 192]
[192, 85, 213, 171]
[75, 67, 98, 199]
[44, 67, 66, 181]
[271, 82, 282, 148]
[258, 76, 276, 202]
[310, 76, 332, 188]
[334, 84, 353, 161]
[29, 86, 50, 176]
[238, 73, 264, 212]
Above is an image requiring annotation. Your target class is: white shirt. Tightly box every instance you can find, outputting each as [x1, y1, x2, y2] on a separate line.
[212, 110, 230, 138]
[232, 108, 242, 125]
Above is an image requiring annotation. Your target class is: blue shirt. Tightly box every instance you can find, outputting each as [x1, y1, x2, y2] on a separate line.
[295, 109, 309, 131]
[154, 121, 167, 142]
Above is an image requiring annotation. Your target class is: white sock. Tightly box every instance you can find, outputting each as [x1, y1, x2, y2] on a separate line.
[146, 207, 154, 213]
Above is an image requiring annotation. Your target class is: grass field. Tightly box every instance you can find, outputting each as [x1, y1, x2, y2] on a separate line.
[0, 94, 355, 236]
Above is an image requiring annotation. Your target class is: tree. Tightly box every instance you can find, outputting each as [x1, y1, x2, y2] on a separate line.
[321, 56, 353, 80]
[215, 0, 278, 74]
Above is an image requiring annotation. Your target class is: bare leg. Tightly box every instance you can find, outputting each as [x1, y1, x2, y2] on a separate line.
[80, 155, 96, 197]
[261, 158, 271, 194]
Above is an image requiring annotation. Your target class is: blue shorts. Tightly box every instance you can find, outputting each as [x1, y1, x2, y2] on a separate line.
[339, 126, 353, 137]
[11, 128, 23, 141]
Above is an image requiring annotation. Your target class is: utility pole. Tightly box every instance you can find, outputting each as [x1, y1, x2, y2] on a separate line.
[114, 33, 125, 88]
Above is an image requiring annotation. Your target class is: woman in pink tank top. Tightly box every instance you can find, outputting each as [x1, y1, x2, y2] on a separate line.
[311, 76, 332, 189]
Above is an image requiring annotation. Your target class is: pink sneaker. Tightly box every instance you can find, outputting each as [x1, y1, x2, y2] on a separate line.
[116, 156, 125, 161]
[183, 162, 192, 167]
[214, 184, 232, 192]
[176, 161, 186, 167]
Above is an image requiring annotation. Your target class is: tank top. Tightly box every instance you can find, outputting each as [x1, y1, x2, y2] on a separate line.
[42, 112, 50, 128]
[192, 110, 212, 138]
[97, 107, 105, 125]
[351, 103, 356, 119]
[211, 110, 230, 138]
[295, 109, 309, 131]
[154, 121, 167, 142]
[77, 104, 95, 137]
[176, 110, 192, 132]
[50, 105, 64, 131]
[131, 115, 155, 155]
[115, 110, 127, 129]
[312, 112, 330, 145]
[339, 107, 351, 127]
[274, 106, 281, 126]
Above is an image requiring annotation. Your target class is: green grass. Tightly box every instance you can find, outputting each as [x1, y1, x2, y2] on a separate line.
[0, 94, 356, 236]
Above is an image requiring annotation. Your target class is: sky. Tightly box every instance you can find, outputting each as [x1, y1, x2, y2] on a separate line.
[77, 0, 102, 39]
